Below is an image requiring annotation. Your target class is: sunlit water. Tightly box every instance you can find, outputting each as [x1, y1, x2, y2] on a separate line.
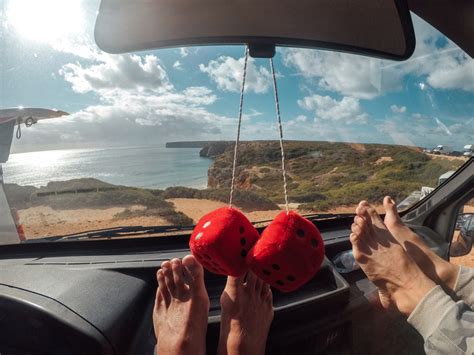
[3, 145, 212, 189]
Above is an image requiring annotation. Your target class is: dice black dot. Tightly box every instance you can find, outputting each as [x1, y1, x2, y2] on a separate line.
[287, 275, 295, 282]
[297, 229, 305, 238]
[311, 238, 318, 248]
[272, 264, 280, 271]
[276, 280, 284, 286]
[240, 226, 245, 234]
[241, 249, 247, 258]
[240, 237, 246, 246]
[263, 269, 271, 276]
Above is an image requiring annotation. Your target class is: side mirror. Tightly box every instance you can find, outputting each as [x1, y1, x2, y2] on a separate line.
[450, 213, 474, 257]
[461, 214, 474, 238]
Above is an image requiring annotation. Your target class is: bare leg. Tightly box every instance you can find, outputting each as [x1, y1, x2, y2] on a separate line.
[367, 197, 459, 292]
[351, 203, 435, 316]
[153, 255, 210, 355]
[218, 272, 274, 355]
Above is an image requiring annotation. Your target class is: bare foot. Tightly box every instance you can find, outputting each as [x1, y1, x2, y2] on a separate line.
[218, 272, 274, 355]
[379, 196, 460, 292]
[351, 203, 435, 316]
[153, 255, 210, 355]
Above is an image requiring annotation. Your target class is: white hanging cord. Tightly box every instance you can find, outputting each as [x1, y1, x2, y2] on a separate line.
[270, 57, 289, 214]
[229, 46, 249, 208]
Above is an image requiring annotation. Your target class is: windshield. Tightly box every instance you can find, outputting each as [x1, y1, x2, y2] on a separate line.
[0, 0, 472, 244]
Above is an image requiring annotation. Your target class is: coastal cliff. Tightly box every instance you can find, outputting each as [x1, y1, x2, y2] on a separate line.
[200, 140, 464, 210]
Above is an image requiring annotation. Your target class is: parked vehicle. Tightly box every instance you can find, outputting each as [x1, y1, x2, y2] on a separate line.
[464, 144, 473, 157]
[432, 144, 453, 155]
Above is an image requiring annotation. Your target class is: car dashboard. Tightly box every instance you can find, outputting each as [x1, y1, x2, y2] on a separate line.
[0, 217, 445, 355]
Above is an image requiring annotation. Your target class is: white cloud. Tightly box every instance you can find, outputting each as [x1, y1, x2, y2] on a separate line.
[375, 114, 473, 149]
[179, 48, 189, 58]
[298, 95, 369, 124]
[426, 54, 474, 91]
[173, 60, 183, 70]
[242, 109, 264, 121]
[199, 56, 272, 94]
[282, 14, 474, 99]
[390, 105, 407, 114]
[283, 49, 399, 99]
[46, 48, 235, 147]
[60, 54, 172, 95]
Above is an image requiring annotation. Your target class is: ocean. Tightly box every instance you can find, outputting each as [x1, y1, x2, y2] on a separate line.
[2, 145, 213, 189]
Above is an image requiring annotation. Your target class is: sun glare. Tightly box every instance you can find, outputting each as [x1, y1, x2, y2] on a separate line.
[6, 0, 83, 42]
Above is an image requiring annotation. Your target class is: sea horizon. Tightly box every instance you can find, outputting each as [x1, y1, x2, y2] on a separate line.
[3, 145, 212, 190]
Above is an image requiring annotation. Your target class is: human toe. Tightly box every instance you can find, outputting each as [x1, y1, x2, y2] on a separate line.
[225, 274, 245, 292]
[162, 261, 177, 297]
[171, 258, 188, 298]
[358, 200, 370, 208]
[244, 272, 258, 290]
[366, 205, 386, 228]
[352, 216, 369, 236]
[157, 269, 170, 307]
[255, 277, 264, 294]
[383, 196, 402, 223]
[182, 255, 206, 293]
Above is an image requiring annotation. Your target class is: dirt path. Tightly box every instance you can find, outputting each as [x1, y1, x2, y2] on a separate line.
[426, 153, 469, 162]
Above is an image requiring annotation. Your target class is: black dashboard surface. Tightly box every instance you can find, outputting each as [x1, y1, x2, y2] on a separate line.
[0, 219, 441, 355]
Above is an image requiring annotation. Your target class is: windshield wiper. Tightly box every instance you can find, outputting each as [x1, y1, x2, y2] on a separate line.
[28, 213, 354, 242]
[28, 224, 195, 242]
[252, 212, 355, 226]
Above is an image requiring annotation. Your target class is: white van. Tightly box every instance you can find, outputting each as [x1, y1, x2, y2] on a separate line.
[463, 144, 473, 157]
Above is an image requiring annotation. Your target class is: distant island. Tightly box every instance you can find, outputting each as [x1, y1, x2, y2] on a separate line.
[166, 141, 230, 148]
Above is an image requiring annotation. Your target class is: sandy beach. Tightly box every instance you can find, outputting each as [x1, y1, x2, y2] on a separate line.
[19, 205, 168, 238]
[18, 199, 380, 239]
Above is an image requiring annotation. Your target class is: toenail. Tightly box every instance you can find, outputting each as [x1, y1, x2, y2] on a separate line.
[195, 232, 204, 240]
[203, 221, 211, 228]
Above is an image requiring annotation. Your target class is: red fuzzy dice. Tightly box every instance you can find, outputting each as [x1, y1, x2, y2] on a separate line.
[189, 207, 259, 277]
[247, 211, 325, 292]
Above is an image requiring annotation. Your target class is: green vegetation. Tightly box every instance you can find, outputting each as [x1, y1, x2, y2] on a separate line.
[204, 141, 466, 211]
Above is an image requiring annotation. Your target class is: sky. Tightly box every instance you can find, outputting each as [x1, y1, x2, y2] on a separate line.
[1, 0, 473, 153]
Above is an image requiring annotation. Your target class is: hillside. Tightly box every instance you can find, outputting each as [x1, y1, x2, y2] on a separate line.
[202, 141, 466, 211]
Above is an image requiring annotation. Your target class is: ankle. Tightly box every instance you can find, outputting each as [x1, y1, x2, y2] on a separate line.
[439, 263, 460, 292]
[391, 268, 435, 316]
